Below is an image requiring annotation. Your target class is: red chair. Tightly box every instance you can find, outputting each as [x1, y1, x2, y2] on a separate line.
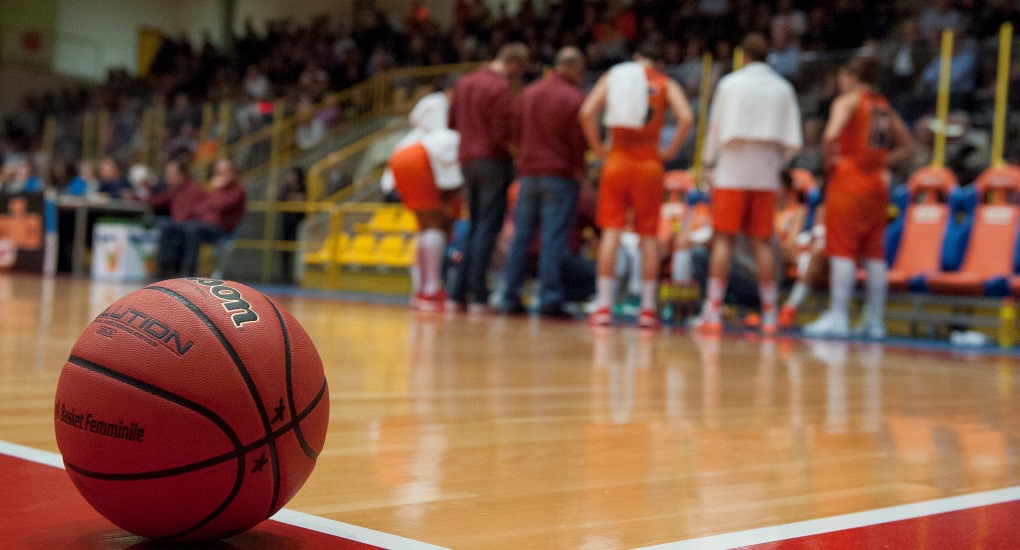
[926, 165, 1020, 296]
[886, 166, 958, 291]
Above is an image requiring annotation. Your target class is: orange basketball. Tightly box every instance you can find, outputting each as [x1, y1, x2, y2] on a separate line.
[53, 278, 329, 542]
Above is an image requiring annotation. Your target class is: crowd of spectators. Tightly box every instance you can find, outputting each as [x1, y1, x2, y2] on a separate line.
[2, 0, 1020, 198]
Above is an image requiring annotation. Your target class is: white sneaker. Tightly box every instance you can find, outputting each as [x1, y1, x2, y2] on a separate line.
[803, 310, 850, 338]
[852, 319, 886, 340]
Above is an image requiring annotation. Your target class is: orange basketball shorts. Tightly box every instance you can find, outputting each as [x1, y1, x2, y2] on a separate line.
[597, 148, 665, 236]
[390, 143, 440, 212]
[711, 189, 777, 240]
[825, 163, 888, 260]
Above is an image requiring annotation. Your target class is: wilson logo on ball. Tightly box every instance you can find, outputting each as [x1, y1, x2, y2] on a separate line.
[97, 306, 195, 356]
[188, 278, 260, 327]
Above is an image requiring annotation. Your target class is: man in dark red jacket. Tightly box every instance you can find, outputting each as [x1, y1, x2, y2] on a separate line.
[151, 160, 206, 277]
[501, 47, 587, 318]
[447, 42, 530, 312]
[177, 159, 246, 277]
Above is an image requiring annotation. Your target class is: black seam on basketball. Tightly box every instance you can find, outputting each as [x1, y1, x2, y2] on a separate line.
[62, 354, 247, 540]
[266, 298, 319, 461]
[146, 285, 282, 514]
[63, 376, 327, 481]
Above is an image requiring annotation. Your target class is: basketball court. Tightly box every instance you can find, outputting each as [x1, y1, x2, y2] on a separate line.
[1, 273, 1018, 548]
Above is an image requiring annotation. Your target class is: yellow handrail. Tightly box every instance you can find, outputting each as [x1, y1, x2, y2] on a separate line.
[306, 126, 403, 201]
[931, 29, 954, 169]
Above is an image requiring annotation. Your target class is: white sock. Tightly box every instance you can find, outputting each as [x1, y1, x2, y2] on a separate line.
[410, 241, 422, 296]
[640, 280, 658, 311]
[759, 281, 778, 324]
[863, 259, 887, 326]
[703, 277, 726, 322]
[628, 249, 643, 296]
[671, 249, 692, 284]
[596, 276, 616, 310]
[786, 282, 809, 309]
[419, 229, 446, 296]
[829, 257, 856, 318]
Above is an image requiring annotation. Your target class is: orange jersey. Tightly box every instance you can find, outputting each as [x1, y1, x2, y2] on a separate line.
[834, 90, 894, 174]
[609, 68, 668, 156]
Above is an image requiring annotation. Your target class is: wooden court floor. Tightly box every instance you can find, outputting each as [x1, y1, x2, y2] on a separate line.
[2, 273, 1020, 548]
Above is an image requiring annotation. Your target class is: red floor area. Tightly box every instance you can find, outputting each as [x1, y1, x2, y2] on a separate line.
[745, 500, 1020, 549]
[0, 454, 380, 549]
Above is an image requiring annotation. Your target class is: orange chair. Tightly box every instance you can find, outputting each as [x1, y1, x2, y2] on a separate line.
[926, 166, 1020, 296]
[886, 166, 958, 291]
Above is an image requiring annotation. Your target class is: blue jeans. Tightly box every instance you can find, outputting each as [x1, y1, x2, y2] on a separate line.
[180, 220, 227, 277]
[502, 175, 579, 307]
[450, 158, 513, 305]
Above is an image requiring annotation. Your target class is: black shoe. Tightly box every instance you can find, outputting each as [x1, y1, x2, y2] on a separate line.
[539, 304, 574, 319]
[501, 301, 528, 315]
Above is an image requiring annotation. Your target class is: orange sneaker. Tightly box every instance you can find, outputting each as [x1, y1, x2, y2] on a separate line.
[779, 305, 797, 329]
[637, 309, 660, 330]
[743, 312, 761, 328]
[588, 307, 612, 327]
[412, 291, 446, 313]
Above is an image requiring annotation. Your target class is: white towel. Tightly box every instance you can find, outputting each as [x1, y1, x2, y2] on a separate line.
[703, 62, 802, 165]
[603, 62, 649, 129]
[409, 92, 450, 133]
[420, 129, 463, 190]
[380, 128, 463, 193]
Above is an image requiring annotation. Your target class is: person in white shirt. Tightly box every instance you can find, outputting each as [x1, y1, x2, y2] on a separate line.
[697, 33, 802, 334]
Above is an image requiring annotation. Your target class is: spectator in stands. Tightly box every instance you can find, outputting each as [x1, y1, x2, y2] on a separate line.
[920, 0, 963, 43]
[96, 157, 133, 199]
[150, 160, 206, 277]
[768, 23, 802, 84]
[696, 33, 802, 335]
[447, 42, 530, 313]
[772, 0, 807, 41]
[49, 160, 76, 194]
[943, 111, 991, 184]
[280, 167, 307, 283]
[792, 117, 824, 176]
[918, 33, 978, 107]
[65, 160, 98, 197]
[501, 47, 587, 319]
[295, 98, 327, 151]
[243, 65, 272, 100]
[0, 155, 40, 193]
[880, 19, 932, 104]
[173, 159, 246, 277]
[979, 0, 1020, 40]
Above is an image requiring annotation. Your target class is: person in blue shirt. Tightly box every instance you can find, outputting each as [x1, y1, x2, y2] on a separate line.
[65, 160, 99, 197]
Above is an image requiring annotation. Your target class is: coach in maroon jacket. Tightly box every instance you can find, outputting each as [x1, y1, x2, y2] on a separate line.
[151, 159, 207, 277]
[177, 159, 246, 277]
[447, 42, 530, 312]
[500, 47, 587, 318]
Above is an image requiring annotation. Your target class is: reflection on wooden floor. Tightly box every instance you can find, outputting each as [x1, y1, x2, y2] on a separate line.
[2, 274, 1019, 549]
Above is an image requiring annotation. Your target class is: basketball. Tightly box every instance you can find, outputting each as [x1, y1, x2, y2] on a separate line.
[53, 277, 329, 542]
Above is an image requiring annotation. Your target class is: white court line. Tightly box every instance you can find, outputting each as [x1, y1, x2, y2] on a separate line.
[0, 440, 450, 550]
[636, 485, 1020, 549]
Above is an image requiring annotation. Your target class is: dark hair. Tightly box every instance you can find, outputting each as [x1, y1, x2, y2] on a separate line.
[741, 33, 769, 63]
[636, 42, 664, 62]
[287, 166, 306, 193]
[843, 56, 879, 85]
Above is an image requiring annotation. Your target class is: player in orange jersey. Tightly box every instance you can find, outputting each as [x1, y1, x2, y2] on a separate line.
[579, 43, 694, 329]
[804, 57, 914, 339]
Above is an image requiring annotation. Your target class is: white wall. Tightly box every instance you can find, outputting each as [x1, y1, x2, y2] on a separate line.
[54, 0, 221, 80]
[52, 0, 462, 82]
